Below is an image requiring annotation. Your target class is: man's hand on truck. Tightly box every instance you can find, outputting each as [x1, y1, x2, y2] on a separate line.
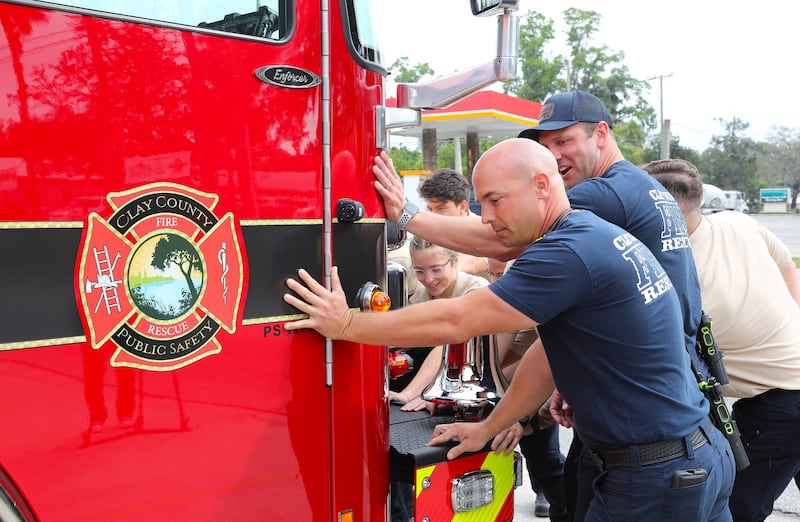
[428, 420, 523, 460]
[372, 151, 406, 223]
[284, 267, 353, 339]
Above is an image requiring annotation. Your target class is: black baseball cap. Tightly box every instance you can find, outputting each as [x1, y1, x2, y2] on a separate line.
[518, 91, 613, 141]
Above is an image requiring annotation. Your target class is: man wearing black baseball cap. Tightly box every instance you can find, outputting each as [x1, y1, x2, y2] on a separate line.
[518, 91, 707, 521]
[518, 91, 613, 141]
[518, 91, 618, 190]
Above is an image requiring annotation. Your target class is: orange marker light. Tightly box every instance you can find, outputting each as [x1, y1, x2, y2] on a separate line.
[370, 290, 391, 312]
[356, 282, 391, 312]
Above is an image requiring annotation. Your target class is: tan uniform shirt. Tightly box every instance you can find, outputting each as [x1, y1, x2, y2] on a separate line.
[691, 211, 800, 398]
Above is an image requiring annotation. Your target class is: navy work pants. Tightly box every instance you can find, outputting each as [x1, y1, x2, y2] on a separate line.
[580, 424, 735, 521]
[730, 389, 800, 522]
[519, 424, 567, 519]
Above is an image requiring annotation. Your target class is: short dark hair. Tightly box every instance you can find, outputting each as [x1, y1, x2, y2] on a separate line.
[581, 122, 598, 136]
[418, 168, 470, 204]
[641, 159, 703, 209]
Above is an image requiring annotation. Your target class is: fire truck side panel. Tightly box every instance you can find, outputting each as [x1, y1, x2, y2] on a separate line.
[0, 1, 389, 520]
[327, 3, 390, 520]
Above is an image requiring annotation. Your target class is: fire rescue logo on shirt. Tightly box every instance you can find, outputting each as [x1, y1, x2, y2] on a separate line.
[77, 183, 244, 371]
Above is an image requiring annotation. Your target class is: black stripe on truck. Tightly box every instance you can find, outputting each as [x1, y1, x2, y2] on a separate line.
[0, 221, 386, 349]
[0, 225, 85, 347]
[241, 221, 386, 323]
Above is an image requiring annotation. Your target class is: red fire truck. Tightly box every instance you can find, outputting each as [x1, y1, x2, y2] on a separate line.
[0, 1, 521, 520]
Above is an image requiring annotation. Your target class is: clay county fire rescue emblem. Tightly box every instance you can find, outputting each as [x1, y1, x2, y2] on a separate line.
[77, 183, 244, 371]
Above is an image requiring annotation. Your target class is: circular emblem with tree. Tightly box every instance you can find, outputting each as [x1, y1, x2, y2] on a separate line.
[128, 233, 205, 321]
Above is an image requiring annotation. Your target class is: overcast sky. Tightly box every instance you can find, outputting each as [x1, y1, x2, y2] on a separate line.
[375, 1, 798, 151]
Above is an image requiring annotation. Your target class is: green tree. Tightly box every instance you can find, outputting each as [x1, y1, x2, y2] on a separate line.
[503, 11, 565, 101]
[151, 234, 202, 300]
[436, 141, 458, 171]
[561, 8, 655, 133]
[386, 58, 436, 172]
[388, 144, 423, 172]
[508, 8, 656, 144]
[758, 126, 800, 209]
[642, 136, 702, 166]
[436, 136, 504, 173]
[700, 117, 760, 202]
[614, 120, 647, 165]
[388, 57, 434, 83]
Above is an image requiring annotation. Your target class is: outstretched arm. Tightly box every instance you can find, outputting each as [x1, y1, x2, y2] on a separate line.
[372, 152, 523, 261]
[283, 267, 534, 347]
[390, 345, 443, 411]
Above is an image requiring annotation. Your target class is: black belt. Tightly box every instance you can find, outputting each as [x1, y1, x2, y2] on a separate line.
[590, 426, 708, 471]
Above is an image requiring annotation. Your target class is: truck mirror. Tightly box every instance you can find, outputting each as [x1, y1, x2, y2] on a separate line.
[470, 0, 519, 17]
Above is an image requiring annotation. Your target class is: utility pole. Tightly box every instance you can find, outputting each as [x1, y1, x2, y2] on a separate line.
[647, 73, 673, 159]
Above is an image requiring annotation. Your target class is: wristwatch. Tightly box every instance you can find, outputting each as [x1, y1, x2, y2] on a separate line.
[395, 200, 419, 231]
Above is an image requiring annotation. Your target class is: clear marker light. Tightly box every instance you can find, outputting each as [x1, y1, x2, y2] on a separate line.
[451, 470, 494, 512]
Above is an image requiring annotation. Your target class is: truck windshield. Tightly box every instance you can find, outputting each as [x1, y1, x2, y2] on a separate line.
[50, 1, 290, 41]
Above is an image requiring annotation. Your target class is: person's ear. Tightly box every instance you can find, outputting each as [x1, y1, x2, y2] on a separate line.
[533, 170, 551, 195]
[593, 121, 611, 144]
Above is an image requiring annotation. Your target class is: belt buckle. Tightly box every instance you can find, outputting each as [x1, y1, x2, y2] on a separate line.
[590, 451, 605, 471]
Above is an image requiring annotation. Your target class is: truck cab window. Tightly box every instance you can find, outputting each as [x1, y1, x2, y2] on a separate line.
[344, 0, 384, 73]
[51, 1, 291, 41]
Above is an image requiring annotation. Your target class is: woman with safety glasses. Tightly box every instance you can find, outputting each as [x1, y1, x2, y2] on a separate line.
[389, 236, 488, 411]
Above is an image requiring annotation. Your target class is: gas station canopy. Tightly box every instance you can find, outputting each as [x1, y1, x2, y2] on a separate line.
[387, 90, 542, 139]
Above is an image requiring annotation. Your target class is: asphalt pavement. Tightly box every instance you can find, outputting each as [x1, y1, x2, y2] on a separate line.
[514, 212, 800, 521]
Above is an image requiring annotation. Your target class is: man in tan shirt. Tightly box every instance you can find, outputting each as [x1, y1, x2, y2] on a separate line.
[645, 158, 800, 522]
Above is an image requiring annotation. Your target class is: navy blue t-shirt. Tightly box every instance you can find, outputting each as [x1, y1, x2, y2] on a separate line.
[490, 210, 707, 449]
[567, 161, 702, 363]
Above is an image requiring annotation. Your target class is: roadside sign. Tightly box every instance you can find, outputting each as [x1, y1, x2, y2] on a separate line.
[760, 188, 790, 203]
